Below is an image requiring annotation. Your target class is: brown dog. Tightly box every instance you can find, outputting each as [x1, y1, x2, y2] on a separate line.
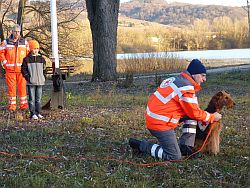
[194, 91, 235, 155]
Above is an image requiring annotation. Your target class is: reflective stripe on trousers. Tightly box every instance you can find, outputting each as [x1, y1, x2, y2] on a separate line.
[139, 129, 182, 161]
[5, 72, 28, 110]
[150, 144, 164, 159]
[179, 120, 197, 147]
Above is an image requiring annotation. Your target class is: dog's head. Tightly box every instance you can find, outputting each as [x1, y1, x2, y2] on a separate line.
[211, 90, 236, 111]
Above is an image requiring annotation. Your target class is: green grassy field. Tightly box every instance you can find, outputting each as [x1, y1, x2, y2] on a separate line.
[0, 70, 249, 187]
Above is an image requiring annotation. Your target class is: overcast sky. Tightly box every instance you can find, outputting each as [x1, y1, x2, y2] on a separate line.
[120, 0, 247, 7]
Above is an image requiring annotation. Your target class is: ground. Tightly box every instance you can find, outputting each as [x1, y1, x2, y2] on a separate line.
[0, 70, 249, 187]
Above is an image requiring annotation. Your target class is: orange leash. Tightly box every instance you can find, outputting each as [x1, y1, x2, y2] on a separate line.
[0, 124, 214, 167]
[184, 122, 214, 160]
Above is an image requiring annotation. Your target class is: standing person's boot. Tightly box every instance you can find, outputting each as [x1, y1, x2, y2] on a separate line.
[8, 109, 16, 119]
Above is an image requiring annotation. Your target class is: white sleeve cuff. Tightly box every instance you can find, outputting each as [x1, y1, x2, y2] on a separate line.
[1, 60, 7, 67]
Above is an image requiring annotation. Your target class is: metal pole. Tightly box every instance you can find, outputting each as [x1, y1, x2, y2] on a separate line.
[50, 0, 59, 69]
[46, 0, 65, 110]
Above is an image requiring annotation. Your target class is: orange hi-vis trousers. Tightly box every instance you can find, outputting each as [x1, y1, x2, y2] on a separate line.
[5, 72, 28, 110]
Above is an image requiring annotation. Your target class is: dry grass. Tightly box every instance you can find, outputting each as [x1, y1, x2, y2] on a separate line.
[203, 58, 250, 68]
[118, 54, 188, 74]
[58, 55, 250, 77]
[63, 56, 188, 76]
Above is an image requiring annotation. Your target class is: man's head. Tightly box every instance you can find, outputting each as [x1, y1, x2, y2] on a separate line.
[12, 24, 21, 40]
[187, 59, 207, 85]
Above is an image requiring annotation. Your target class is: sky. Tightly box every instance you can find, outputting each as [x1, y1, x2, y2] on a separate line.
[120, 0, 247, 7]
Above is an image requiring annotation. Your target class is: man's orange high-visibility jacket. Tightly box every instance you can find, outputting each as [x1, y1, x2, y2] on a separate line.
[146, 71, 215, 131]
[0, 36, 29, 72]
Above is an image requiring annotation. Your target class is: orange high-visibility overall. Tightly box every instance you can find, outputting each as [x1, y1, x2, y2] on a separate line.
[0, 36, 29, 110]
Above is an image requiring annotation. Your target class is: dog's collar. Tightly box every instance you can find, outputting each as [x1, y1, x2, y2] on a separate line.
[198, 121, 210, 131]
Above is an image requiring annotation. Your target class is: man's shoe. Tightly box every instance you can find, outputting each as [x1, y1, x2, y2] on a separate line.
[37, 114, 44, 119]
[8, 110, 16, 119]
[180, 145, 203, 159]
[31, 114, 38, 120]
[180, 145, 194, 156]
[129, 138, 141, 153]
[20, 108, 28, 112]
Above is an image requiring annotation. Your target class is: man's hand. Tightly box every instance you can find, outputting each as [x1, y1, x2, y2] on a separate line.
[1, 60, 7, 69]
[213, 112, 222, 121]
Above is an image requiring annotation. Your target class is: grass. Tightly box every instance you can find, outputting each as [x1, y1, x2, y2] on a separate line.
[0, 70, 249, 187]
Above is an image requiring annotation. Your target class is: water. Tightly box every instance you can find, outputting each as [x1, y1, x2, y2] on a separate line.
[117, 48, 250, 60]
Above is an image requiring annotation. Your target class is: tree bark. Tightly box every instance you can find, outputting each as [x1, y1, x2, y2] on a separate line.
[0, 22, 3, 42]
[17, 0, 27, 37]
[247, 0, 250, 33]
[86, 0, 119, 81]
[247, 0, 250, 47]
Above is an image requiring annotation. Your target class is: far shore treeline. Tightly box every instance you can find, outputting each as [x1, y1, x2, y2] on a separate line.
[1, 1, 249, 60]
[0, 0, 249, 76]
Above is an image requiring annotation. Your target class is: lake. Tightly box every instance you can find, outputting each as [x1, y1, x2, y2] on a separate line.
[117, 48, 250, 60]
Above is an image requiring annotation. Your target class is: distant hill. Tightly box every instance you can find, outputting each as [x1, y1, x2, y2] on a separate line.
[120, 0, 247, 26]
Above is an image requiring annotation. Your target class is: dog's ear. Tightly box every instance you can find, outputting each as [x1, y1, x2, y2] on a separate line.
[217, 91, 224, 96]
[222, 90, 230, 96]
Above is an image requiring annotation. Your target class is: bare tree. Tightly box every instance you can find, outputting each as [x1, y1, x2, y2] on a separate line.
[0, 0, 14, 41]
[22, 0, 85, 58]
[86, 0, 120, 81]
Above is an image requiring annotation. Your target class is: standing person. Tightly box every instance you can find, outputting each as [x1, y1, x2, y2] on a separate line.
[21, 40, 46, 120]
[0, 24, 29, 111]
[129, 59, 222, 160]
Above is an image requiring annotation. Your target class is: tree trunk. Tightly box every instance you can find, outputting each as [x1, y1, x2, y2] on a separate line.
[248, 0, 250, 34]
[86, 0, 119, 81]
[247, 0, 250, 47]
[0, 2, 2, 39]
[0, 22, 4, 42]
[17, 0, 27, 37]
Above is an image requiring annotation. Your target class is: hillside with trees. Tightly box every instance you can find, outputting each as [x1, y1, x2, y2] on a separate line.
[1, 0, 249, 59]
[120, 0, 247, 26]
[117, 15, 249, 53]
[117, 0, 249, 53]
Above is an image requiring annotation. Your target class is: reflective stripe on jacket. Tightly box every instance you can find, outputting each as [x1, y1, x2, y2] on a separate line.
[146, 71, 214, 131]
[0, 36, 29, 73]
